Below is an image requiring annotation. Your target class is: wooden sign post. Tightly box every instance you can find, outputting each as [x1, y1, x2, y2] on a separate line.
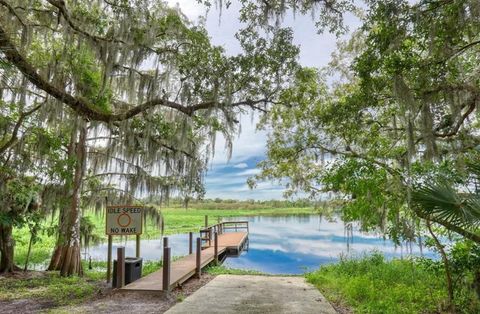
[105, 205, 143, 284]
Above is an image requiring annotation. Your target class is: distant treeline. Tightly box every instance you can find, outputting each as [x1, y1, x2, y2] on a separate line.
[146, 197, 342, 210]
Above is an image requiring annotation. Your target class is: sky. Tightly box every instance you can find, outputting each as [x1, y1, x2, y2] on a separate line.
[166, 1, 361, 200]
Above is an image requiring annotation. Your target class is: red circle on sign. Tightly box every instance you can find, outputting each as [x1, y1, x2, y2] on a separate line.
[117, 213, 131, 227]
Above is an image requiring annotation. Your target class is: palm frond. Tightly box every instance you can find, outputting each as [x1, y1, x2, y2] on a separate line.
[412, 180, 480, 228]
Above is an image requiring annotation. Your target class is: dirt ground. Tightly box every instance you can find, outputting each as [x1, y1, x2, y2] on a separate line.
[0, 273, 215, 314]
[0, 271, 59, 313]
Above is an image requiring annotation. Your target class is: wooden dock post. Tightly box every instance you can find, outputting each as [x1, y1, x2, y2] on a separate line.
[106, 235, 112, 283]
[204, 215, 208, 227]
[209, 228, 212, 247]
[136, 234, 141, 258]
[116, 246, 125, 288]
[214, 231, 218, 264]
[196, 237, 201, 278]
[163, 236, 169, 248]
[189, 232, 193, 254]
[162, 246, 171, 292]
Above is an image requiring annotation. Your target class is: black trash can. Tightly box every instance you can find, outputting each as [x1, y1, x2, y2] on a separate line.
[113, 257, 143, 287]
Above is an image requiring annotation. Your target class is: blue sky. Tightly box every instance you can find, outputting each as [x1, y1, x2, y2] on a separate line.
[167, 1, 361, 200]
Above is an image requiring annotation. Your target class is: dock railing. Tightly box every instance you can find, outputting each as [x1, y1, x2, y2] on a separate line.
[120, 216, 249, 292]
[199, 220, 249, 248]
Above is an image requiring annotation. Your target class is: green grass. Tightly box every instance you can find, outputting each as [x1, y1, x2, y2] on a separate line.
[206, 264, 304, 277]
[306, 253, 449, 314]
[0, 259, 110, 305]
[0, 258, 164, 306]
[206, 265, 267, 276]
[0, 271, 102, 306]
[81, 259, 165, 278]
[13, 227, 57, 268]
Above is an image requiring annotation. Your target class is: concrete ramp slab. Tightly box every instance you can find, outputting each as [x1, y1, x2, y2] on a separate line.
[165, 275, 337, 314]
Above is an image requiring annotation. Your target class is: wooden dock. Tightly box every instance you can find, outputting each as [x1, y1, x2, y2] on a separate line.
[121, 222, 248, 292]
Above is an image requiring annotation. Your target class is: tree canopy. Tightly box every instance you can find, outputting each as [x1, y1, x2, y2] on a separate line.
[0, 0, 301, 274]
[248, 0, 480, 243]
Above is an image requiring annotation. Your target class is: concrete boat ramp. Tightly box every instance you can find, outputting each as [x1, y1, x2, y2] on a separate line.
[165, 275, 337, 314]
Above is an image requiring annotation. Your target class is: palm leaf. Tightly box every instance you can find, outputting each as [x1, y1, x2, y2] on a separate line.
[412, 180, 480, 228]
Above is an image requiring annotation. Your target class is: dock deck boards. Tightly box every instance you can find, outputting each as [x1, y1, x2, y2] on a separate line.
[122, 232, 248, 291]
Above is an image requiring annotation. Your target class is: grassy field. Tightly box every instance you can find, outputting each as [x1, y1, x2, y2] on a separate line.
[159, 207, 317, 235]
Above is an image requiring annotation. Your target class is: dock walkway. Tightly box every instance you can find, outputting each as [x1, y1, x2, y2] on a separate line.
[122, 231, 248, 292]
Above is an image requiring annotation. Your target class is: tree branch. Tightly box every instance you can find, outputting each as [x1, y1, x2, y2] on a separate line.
[304, 143, 401, 176]
[0, 25, 270, 122]
[103, 0, 130, 10]
[448, 39, 480, 61]
[0, 103, 43, 155]
[0, 0, 26, 27]
[434, 96, 477, 138]
[46, 0, 179, 55]
[46, 0, 128, 45]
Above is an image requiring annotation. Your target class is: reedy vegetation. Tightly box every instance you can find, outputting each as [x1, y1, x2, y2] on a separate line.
[307, 252, 480, 314]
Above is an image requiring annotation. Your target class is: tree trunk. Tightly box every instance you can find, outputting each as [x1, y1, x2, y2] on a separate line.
[48, 121, 87, 276]
[474, 269, 480, 300]
[0, 224, 20, 273]
[24, 227, 36, 272]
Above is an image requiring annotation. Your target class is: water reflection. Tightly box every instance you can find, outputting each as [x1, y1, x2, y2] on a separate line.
[88, 233, 192, 261]
[88, 214, 436, 275]
[223, 215, 436, 274]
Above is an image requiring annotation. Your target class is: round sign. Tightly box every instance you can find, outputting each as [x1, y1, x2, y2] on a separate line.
[117, 212, 132, 227]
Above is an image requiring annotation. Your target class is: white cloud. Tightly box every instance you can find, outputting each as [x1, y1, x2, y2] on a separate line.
[233, 168, 261, 177]
[205, 175, 248, 185]
[205, 180, 289, 200]
[233, 162, 248, 169]
[211, 113, 267, 166]
[165, 0, 206, 20]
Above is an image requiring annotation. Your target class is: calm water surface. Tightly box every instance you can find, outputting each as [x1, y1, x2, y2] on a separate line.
[88, 214, 435, 275]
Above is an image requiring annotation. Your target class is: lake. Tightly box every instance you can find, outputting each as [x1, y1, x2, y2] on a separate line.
[88, 214, 435, 275]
